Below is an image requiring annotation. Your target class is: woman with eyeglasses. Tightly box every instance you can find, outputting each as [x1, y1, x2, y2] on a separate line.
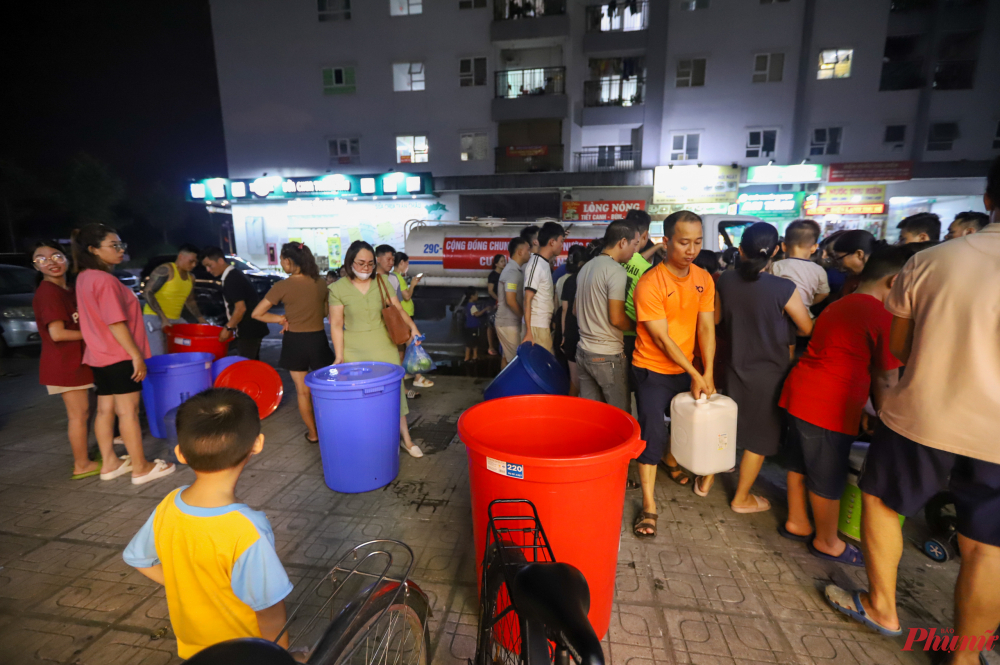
[72, 223, 176, 485]
[328, 241, 425, 458]
[252, 242, 333, 443]
[831, 230, 884, 298]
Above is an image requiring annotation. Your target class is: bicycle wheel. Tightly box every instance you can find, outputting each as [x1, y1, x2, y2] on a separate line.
[477, 542, 525, 665]
[308, 582, 430, 665]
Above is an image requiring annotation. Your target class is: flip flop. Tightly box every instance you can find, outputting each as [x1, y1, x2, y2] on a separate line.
[731, 495, 771, 514]
[305, 432, 318, 443]
[633, 511, 658, 539]
[413, 377, 434, 388]
[824, 585, 902, 637]
[100, 455, 132, 481]
[693, 475, 713, 497]
[778, 523, 813, 543]
[808, 539, 865, 567]
[131, 459, 176, 486]
[71, 468, 101, 480]
[406, 389, 421, 399]
[626, 478, 641, 490]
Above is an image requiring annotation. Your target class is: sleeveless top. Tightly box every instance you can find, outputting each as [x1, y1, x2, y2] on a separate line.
[143, 262, 193, 319]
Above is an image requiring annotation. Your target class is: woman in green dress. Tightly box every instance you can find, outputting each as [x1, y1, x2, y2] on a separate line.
[328, 241, 425, 458]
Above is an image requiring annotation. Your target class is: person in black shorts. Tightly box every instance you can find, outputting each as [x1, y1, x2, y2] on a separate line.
[462, 287, 487, 361]
[200, 247, 270, 360]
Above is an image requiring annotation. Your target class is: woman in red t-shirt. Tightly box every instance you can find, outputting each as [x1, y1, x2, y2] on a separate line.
[32, 241, 100, 479]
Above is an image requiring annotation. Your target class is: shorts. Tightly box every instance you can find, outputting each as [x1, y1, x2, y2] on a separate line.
[530, 326, 553, 354]
[463, 327, 480, 347]
[92, 360, 143, 396]
[47, 384, 95, 395]
[496, 324, 522, 362]
[280, 330, 334, 373]
[632, 366, 690, 466]
[144, 315, 184, 356]
[235, 336, 263, 361]
[858, 423, 1000, 547]
[576, 348, 629, 412]
[784, 414, 857, 500]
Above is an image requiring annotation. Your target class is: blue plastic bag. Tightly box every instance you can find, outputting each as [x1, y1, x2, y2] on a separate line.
[403, 335, 436, 374]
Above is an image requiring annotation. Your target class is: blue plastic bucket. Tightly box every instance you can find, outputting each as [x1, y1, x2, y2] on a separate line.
[142, 352, 214, 439]
[306, 362, 405, 493]
[212, 355, 248, 382]
[483, 342, 569, 400]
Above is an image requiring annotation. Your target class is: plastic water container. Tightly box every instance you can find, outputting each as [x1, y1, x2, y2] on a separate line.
[306, 362, 404, 493]
[142, 352, 214, 439]
[839, 441, 904, 540]
[483, 342, 569, 400]
[212, 355, 248, 381]
[459, 395, 643, 641]
[669, 392, 738, 476]
[166, 323, 229, 360]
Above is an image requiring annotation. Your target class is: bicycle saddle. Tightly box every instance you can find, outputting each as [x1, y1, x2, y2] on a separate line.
[183, 637, 296, 664]
[511, 562, 604, 665]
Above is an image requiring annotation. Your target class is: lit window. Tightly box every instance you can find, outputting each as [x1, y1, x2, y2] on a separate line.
[926, 122, 959, 151]
[460, 57, 487, 87]
[322, 66, 356, 95]
[460, 132, 489, 161]
[746, 129, 778, 158]
[680, 0, 709, 9]
[397, 136, 429, 163]
[884, 125, 906, 150]
[231, 182, 247, 198]
[390, 0, 422, 15]
[360, 178, 376, 194]
[809, 127, 842, 155]
[393, 62, 425, 91]
[670, 133, 700, 160]
[328, 138, 360, 164]
[318, 0, 351, 21]
[818, 49, 853, 79]
[676, 59, 706, 87]
[458, 0, 486, 8]
[752, 53, 784, 83]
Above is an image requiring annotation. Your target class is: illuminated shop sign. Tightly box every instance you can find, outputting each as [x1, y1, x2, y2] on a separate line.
[653, 165, 740, 204]
[803, 185, 886, 215]
[186, 173, 434, 202]
[736, 192, 804, 221]
[745, 164, 824, 184]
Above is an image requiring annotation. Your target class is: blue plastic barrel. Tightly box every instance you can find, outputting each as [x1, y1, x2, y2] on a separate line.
[142, 352, 214, 439]
[212, 355, 248, 382]
[483, 342, 569, 400]
[306, 362, 405, 493]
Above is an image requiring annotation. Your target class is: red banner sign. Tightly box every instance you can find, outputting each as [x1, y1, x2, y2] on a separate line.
[505, 145, 549, 158]
[443, 237, 596, 270]
[562, 200, 645, 221]
[828, 161, 913, 182]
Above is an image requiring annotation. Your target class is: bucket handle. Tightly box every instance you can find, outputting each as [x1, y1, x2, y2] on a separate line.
[628, 438, 646, 458]
[363, 386, 385, 395]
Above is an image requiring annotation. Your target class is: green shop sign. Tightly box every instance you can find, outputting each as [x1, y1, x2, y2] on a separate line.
[736, 192, 805, 221]
[187, 173, 434, 202]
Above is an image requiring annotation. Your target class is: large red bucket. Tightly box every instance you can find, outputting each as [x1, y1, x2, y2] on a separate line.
[458, 395, 643, 640]
[166, 324, 228, 360]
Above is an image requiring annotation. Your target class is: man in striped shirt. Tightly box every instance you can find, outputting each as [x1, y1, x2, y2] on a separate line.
[521, 221, 565, 354]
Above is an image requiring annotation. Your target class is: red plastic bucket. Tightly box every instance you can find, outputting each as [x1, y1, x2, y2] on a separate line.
[458, 395, 643, 640]
[166, 323, 228, 360]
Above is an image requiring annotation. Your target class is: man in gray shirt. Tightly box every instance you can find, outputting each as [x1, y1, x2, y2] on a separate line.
[495, 237, 531, 366]
[575, 219, 641, 411]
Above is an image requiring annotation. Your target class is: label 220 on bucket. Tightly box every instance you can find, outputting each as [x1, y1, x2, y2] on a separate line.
[486, 457, 524, 480]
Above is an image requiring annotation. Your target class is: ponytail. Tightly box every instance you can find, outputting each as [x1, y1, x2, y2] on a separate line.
[280, 242, 320, 280]
[736, 222, 779, 282]
[71, 224, 117, 273]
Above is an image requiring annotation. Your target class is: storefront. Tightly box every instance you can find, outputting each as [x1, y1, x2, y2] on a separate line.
[187, 173, 458, 271]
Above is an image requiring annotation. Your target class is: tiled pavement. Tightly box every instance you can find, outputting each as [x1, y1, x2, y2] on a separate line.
[0, 351, 989, 665]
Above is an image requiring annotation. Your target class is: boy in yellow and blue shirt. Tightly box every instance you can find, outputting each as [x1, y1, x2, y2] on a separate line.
[124, 388, 293, 659]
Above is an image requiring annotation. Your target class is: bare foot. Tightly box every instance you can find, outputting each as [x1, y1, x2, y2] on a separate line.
[784, 520, 812, 538]
[811, 537, 848, 558]
[72, 461, 101, 476]
[100, 458, 123, 474]
[858, 592, 900, 633]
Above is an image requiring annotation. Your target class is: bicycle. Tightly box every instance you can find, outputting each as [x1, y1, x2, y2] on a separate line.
[185, 539, 430, 665]
[476, 499, 604, 665]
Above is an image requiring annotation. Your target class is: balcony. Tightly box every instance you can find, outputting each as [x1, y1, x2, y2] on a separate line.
[493, 67, 568, 121]
[574, 146, 641, 172]
[581, 77, 645, 124]
[585, 1, 648, 32]
[496, 145, 564, 173]
[491, 0, 569, 43]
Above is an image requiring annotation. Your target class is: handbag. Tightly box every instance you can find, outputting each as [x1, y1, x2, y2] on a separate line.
[376, 275, 411, 345]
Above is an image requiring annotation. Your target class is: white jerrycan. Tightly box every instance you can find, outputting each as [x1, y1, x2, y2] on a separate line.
[669, 392, 738, 476]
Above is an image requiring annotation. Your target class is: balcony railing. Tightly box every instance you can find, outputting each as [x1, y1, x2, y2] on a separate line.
[494, 0, 567, 20]
[496, 145, 564, 173]
[585, 1, 649, 32]
[583, 77, 645, 107]
[574, 147, 641, 172]
[495, 66, 566, 98]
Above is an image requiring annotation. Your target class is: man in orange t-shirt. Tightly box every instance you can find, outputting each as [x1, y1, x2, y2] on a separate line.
[631, 211, 716, 539]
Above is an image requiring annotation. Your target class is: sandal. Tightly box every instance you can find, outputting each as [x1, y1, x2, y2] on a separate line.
[731, 495, 771, 514]
[305, 433, 319, 443]
[626, 478, 641, 490]
[412, 377, 435, 388]
[633, 511, 658, 539]
[693, 475, 714, 497]
[660, 462, 691, 486]
[406, 389, 421, 399]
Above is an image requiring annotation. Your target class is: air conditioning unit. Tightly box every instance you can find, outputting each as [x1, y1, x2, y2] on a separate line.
[779, 183, 795, 191]
[805, 183, 820, 192]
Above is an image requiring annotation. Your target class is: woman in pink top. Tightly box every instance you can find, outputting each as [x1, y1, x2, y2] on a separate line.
[72, 224, 175, 486]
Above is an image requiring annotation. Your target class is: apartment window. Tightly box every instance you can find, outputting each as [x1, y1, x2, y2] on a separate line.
[746, 129, 777, 158]
[460, 132, 489, 161]
[884, 124, 907, 150]
[322, 66, 356, 95]
[393, 62, 425, 91]
[809, 127, 842, 155]
[926, 122, 959, 151]
[880, 35, 924, 91]
[459, 0, 487, 7]
[817, 49, 853, 79]
[397, 135, 428, 163]
[390, 0, 422, 15]
[318, 0, 351, 21]
[670, 133, 700, 160]
[994, 121, 1000, 149]
[933, 31, 981, 90]
[752, 53, 784, 83]
[328, 138, 360, 164]
[680, 0, 709, 10]
[460, 57, 487, 87]
[676, 59, 706, 87]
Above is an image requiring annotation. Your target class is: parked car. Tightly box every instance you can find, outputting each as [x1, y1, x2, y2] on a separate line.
[0, 264, 40, 354]
[0, 251, 138, 292]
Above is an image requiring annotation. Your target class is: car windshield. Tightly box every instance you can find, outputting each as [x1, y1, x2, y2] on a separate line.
[0, 266, 37, 295]
[227, 256, 262, 272]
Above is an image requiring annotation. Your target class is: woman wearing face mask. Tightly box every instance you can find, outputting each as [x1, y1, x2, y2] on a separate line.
[252, 242, 333, 443]
[328, 241, 425, 458]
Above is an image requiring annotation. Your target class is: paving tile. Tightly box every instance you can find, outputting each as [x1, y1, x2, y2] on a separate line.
[72, 628, 183, 665]
[0, 540, 117, 611]
[60, 496, 162, 547]
[663, 608, 795, 664]
[0, 487, 127, 538]
[233, 468, 297, 508]
[32, 553, 160, 622]
[246, 442, 323, 475]
[260, 509, 330, 560]
[0, 616, 105, 665]
[262, 473, 339, 514]
[777, 621, 928, 665]
[117, 587, 171, 633]
[0, 533, 46, 564]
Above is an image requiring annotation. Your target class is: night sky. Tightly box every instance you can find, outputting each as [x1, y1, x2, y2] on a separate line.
[3, 1, 227, 189]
